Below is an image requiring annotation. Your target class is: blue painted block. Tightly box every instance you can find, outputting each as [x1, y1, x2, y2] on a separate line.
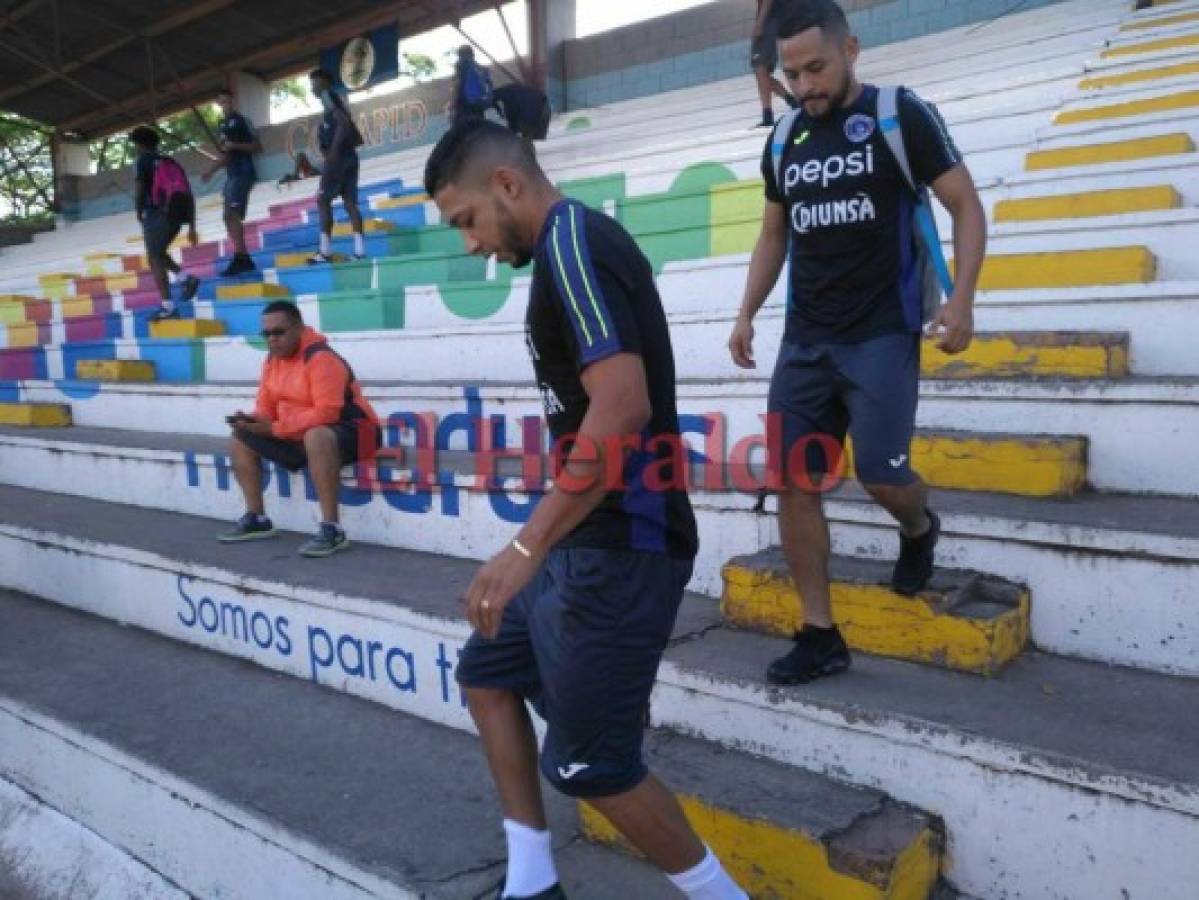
[137, 339, 205, 382]
[61, 339, 116, 381]
[210, 300, 268, 337]
[0, 380, 19, 402]
[275, 266, 337, 295]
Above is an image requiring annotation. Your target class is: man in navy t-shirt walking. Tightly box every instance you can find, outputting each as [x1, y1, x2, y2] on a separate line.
[307, 68, 367, 265]
[728, 0, 987, 685]
[425, 120, 748, 900]
[201, 87, 261, 277]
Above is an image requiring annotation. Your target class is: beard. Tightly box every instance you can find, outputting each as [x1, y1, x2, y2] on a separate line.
[803, 69, 854, 120]
[496, 201, 534, 268]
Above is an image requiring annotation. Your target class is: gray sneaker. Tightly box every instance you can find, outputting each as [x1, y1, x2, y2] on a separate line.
[491, 881, 567, 900]
[299, 523, 350, 558]
[218, 513, 276, 543]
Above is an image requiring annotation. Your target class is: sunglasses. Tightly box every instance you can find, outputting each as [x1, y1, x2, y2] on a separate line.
[260, 326, 292, 339]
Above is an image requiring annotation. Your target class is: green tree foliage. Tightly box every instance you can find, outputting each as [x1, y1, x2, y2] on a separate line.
[0, 115, 53, 222]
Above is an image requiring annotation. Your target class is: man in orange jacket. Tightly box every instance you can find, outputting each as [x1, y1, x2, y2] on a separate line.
[219, 300, 381, 557]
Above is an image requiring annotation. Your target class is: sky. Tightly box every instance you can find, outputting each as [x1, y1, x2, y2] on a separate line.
[269, 0, 719, 123]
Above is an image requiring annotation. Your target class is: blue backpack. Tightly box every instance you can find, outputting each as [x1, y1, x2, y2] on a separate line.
[462, 62, 493, 107]
[769, 86, 954, 323]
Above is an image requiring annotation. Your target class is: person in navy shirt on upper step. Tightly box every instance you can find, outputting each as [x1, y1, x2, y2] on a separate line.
[424, 119, 747, 900]
[201, 87, 261, 277]
[728, 0, 987, 686]
[307, 68, 367, 265]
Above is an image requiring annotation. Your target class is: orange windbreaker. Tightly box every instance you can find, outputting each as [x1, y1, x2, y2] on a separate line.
[253, 326, 380, 441]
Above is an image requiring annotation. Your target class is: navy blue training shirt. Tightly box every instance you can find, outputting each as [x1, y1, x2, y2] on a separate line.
[762, 85, 963, 343]
[218, 112, 257, 180]
[526, 198, 698, 560]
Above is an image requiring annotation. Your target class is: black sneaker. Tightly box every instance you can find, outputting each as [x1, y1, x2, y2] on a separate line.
[218, 513, 276, 543]
[766, 624, 851, 686]
[306, 251, 334, 266]
[180, 274, 200, 301]
[299, 523, 350, 558]
[891, 509, 940, 596]
[491, 880, 568, 900]
[149, 305, 180, 322]
[220, 254, 256, 277]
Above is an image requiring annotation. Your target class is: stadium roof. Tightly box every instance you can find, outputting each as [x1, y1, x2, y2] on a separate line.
[0, 0, 510, 138]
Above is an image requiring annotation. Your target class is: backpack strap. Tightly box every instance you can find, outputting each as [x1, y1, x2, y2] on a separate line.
[877, 86, 955, 296]
[769, 108, 804, 198]
[303, 341, 365, 420]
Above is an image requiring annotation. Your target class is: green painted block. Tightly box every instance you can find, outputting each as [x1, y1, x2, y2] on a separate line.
[318, 290, 404, 332]
[560, 173, 627, 210]
[331, 259, 375, 293]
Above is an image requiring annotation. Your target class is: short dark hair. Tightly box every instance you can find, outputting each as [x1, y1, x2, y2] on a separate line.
[777, 0, 851, 42]
[308, 68, 334, 84]
[423, 118, 539, 196]
[129, 125, 159, 148]
[458, 45, 474, 60]
[262, 300, 302, 323]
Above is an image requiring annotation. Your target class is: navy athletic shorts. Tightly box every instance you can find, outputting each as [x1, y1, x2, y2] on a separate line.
[223, 175, 255, 220]
[233, 422, 379, 472]
[750, 17, 780, 72]
[456, 547, 693, 798]
[767, 332, 920, 488]
[318, 154, 360, 204]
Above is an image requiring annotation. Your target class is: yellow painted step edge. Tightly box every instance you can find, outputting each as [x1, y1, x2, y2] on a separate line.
[215, 282, 291, 300]
[922, 333, 1128, 379]
[1080, 60, 1199, 90]
[74, 360, 157, 382]
[1024, 133, 1194, 170]
[993, 185, 1180, 221]
[149, 319, 226, 339]
[581, 796, 941, 900]
[721, 565, 1030, 675]
[900, 433, 1088, 498]
[1054, 89, 1199, 125]
[1121, 9, 1199, 31]
[963, 247, 1156, 290]
[0, 402, 72, 427]
[1101, 32, 1199, 58]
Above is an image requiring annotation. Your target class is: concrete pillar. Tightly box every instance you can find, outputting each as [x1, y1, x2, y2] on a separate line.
[230, 71, 271, 127]
[56, 139, 91, 177]
[528, 0, 576, 113]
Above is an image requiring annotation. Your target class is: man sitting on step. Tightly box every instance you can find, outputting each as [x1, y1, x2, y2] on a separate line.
[219, 300, 380, 557]
[728, 0, 987, 685]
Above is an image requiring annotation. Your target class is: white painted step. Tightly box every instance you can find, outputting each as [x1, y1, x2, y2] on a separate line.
[0, 428, 1194, 677]
[0, 485, 1195, 900]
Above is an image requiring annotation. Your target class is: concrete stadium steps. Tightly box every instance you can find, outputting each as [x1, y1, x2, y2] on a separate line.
[720, 552, 1029, 675]
[992, 184, 1182, 221]
[0, 486, 1195, 898]
[13, 366, 1195, 498]
[0, 592, 678, 900]
[0, 402, 70, 427]
[1023, 131, 1195, 169]
[578, 734, 942, 899]
[0, 428, 1195, 678]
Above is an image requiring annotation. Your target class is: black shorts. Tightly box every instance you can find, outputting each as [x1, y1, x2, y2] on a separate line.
[456, 547, 693, 798]
[234, 421, 380, 472]
[317, 154, 360, 204]
[767, 333, 920, 487]
[750, 17, 780, 72]
[223, 175, 255, 220]
[142, 208, 183, 262]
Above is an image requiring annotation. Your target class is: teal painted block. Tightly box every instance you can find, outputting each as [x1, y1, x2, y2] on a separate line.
[317, 291, 404, 333]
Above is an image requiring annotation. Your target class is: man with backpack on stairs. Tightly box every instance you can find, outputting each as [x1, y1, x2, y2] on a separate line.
[727, 0, 988, 686]
[129, 126, 200, 323]
[448, 45, 495, 125]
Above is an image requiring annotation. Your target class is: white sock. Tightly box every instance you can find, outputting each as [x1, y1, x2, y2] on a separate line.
[159, 299, 175, 312]
[502, 819, 557, 898]
[666, 847, 747, 900]
[353, 231, 365, 255]
[319, 232, 331, 255]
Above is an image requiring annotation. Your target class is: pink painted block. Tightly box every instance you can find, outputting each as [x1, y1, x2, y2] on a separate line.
[0, 348, 44, 380]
